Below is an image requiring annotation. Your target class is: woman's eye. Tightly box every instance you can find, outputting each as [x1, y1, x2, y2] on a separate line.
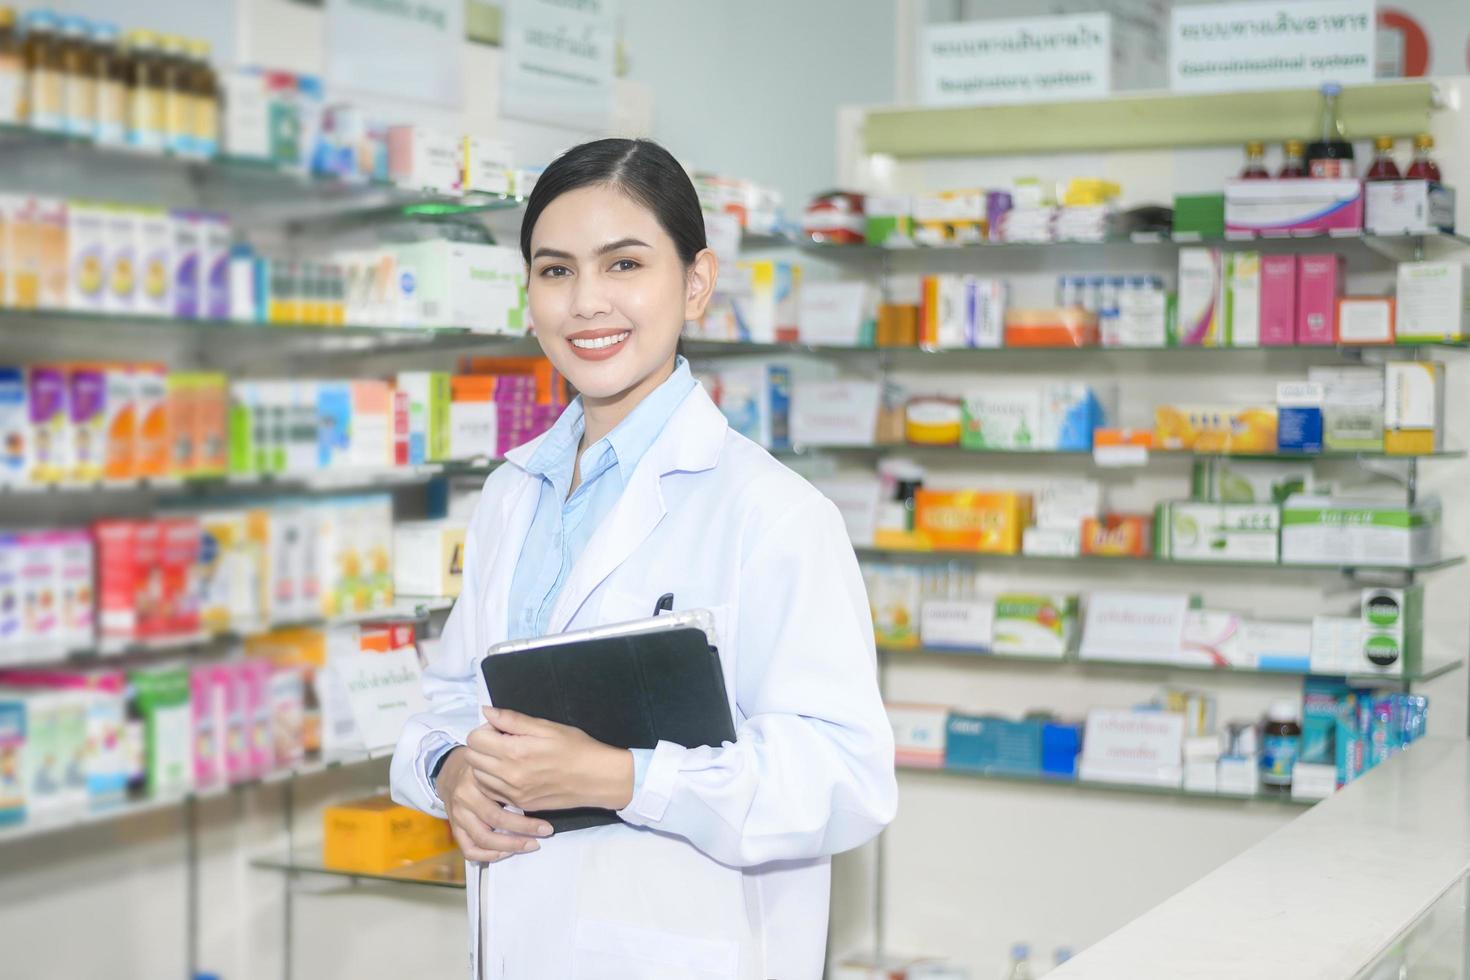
[539, 265, 571, 278]
[610, 259, 640, 272]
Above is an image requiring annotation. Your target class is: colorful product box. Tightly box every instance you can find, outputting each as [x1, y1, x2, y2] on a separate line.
[102, 365, 136, 482]
[1080, 514, 1153, 557]
[0, 697, 25, 825]
[1177, 247, 1223, 346]
[198, 212, 231, 321]
[1276, 383, 1325, 455]
[1384, 362, 1444, 455]
[1155, 501, 1281, 563]
[69, 364, 107, 482]
[322, 794, 454, 874]
[945, 714, 1043, 775]
[1395, 260, 1467, 343]
[1223, 178, 1364, 234]
[171, 211, 201, 320]
[396, 372, 450, 464]
[66, 201, 108, 311]
[1154, 404, 1278, 453]
[1359, 585, 1424, 677]
[136, 208, 173, 317]
[0, 367, 27, 486]
[190, 665, 222, 790]
[0, 534, 20, 650]
[865, 565, 921, 649]
[55, 530, 93, 648]
[17, 533, 59, 646]
[93, 520, 138, 641]
[1281, 494, 1440, 567]
[133, 364, 170, 478]
[864, 195, 913, 247]
[386, 125, 461, 195]
[393, 522, 465, 598]
[1297, 254, 1345, 345]
[1308, 366, 1384, 452]
[103, 205, 139, 314]
[1224, 252, 1261, 347]
[732, 260, 801, 343]
[349, 381, 393, 470]
[913, 490, 1032, 554]
[269, 665, 306, 769]
[129, 665, 192, 797]
[992, 593, 1076, 658]
[461, 136, 513, 196]
[1260, 254, 1298, 346]
[447, 375, 498, 461]
[28, 365, 69, 484]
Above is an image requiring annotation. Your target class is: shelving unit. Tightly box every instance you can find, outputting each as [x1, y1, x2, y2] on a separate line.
[898, 763, 1315, 808]
[856, 548, 1464, 576]
[252, 846, 466, 891]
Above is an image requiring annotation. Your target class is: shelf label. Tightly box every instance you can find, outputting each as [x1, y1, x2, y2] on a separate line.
[1170, 0, 1374, 93]
[919, 13, 1113, 106]
[1094, 444, 1150, 467]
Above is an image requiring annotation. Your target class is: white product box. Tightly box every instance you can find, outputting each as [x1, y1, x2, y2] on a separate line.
[1281, 493, 1440, 567]
[919, 598, 994, 651]
[1192, 458, 1313, 504]
[790, 380, 879, 447]
[1183, 760, 1219, 794]
[448, 398, 497, 462]
[1308, 366, 1384, 451]
[1385, 362, 1444, 453]
[1290, 762, 1337, 801]
[136, 209, 173, 317]
[1177, 247, 1223, 346]
[992, 594, 1075, 658]
[1184, 734, 1222, 762]
[394, 241, 524, 333]
[1035, 479, 1101, 529]
[66, 201, 108, 311]
[1157, 502, 1280, 563]
[222, 69, 270, 160]
[1223, 178, 1363, 234]
[1226, 252, 1260, 347]
[887, 703, 948, 768]
[1022, 527, 1081, 557]
[1365, 180, 1455, 236]
[1079, 708, 1185, 788]
[1395, 260, 1467, 343]
[1180, 610, 1251, 668]
[960, 388, 1041, 450]
[1080, 591, 1190, 664]
[797, 281, 872, 347]
[1217, 756, 1260, 795]
[461, 136, 513, 196]
[1107, 286, 1167, 347]
[393, 521, 465, 599]
[1337, 296, 1394, 344]
[1242, 620, 1312, 672]
[971, 277, 1006, 348]
[389, 125, 461, 195]
[810, 475, 881, 548]
[1310, 615, 1367, 675]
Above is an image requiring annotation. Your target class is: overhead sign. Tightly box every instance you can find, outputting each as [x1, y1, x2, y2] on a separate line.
[1170, 0, 1376, 92]
[502, 0, 618, 132]
[326, 0, 464, 106]
[919, 14, 1113, 106]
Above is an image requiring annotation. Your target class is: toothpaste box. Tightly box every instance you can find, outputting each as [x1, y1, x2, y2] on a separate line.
[1224, 252, 1260, 347]
[1395, 260, 1467, 343]
[1297, 254, 1345, 345]
[1177, 247, 1223, 346]
[1259, 254, 1297, 346]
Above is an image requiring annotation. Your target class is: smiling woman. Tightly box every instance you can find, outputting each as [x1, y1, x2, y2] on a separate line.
[390, 138, 896, 980]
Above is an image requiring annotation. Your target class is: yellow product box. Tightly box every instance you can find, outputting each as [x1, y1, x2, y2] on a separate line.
[1154, 404, 1277, 453]
[323, 795, 455, 874]
[913, 490, 1033, 554]
[1385, 362, 1444, 455]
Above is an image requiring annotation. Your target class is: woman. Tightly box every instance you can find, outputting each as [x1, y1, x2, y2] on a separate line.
[390, 138, 896, 980]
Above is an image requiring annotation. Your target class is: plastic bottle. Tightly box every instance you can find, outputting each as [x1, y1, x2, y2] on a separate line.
[60, 15, 94, 138]
[91, 21, 126, 145]
[1005, 943, 1035, 980]
[0, 7, 22, 125]
[1277, 139, 1308, 179]
[23, 9, 64, 132]
[126, 29, 165, 151]
[1260, 699, 1301, 793]
[1405, 134, 1441, 182]
[1239, 140, 1269, 179]
[160, 34, 190, 155]
[187, 38, 217, 158]
[1305, 82, 1354, 178]
[1365, 136, 1400, 181]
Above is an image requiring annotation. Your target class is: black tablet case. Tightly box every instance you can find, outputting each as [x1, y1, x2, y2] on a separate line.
[480, 626, 736, 833]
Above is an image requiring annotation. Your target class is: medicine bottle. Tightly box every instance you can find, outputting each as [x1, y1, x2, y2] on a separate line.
[160, 34, 190, 154]
[1365, 136, 1400, 181]
[188, 39, 218, 158]
[60, 15, 94, 138]
[126, 29, 165, 151]
[0, 7, 21, 125]
[1260, 699, 1301, 793]
[1239, 140, 1269, 180]
[1405, 134, 1441, 183]
[92, 21, 126, 145]
[1277, 139, 1308, 179]
[23, 9, 64, 132]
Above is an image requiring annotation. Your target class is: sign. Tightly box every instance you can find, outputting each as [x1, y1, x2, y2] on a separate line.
[502, 0, 618, 132]
[326, 0, 464, 106]
[1078, 708, 1186, 787]
[1170, 0, 1376, 93]
[1079, 591, 1190, 664]
[919, 14, 1113, 106]
[335, 648, 428, 755]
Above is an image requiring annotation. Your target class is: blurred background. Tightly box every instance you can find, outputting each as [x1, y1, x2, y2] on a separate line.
[1, 1, 1469, 978]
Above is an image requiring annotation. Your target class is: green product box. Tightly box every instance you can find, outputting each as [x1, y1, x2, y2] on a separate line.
[1172, 194, 1226, 238]
[1191, 459, 1312, 504]
[228, 383, 255, 476]
[865, 195, 914, 247]
[992, 593, 1077, 658]
[1361, 585, 1424, 675]
[1155, 501, 1281, 563]
[129, 666, 192, 797]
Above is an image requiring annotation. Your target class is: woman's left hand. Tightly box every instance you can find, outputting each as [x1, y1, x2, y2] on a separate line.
[464, 706, 635, 813]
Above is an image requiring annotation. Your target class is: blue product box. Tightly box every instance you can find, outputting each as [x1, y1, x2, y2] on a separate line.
[945, 713, 1043, 775]
[0, 698, 25, 826]
[1302, 678, 1351, 766]
[1278, 406, 1323, 453]
[316, 383, 352, 468]
[768, 365, 791, 452]
[1041, 722, 1082, 777]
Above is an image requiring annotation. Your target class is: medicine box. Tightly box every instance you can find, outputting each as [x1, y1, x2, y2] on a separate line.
[913, 490, 1032, 554]
[1224, 252, 1260, 347]
[1359, 584, 1424, 677]
[1192, 458, 1312, 504]
[1297, 254, 1345, 345]
[944, 714, 1043, 775]
[1155, 502, 1281, 563]
[1224, 178, 1364, 234]
[66, 201, 107, 312]
[1276, 383, 1324, 455]
[864, 195, 913, 247]
[1281, 493, 1440, 567]
[322, 794, 454, 874]
[918, 598, 993, 652]
[1080, 514, 1152, 557]
[1259, 254, 1297, 345]
[1307, 366, 1384, 452]
[387, 125, 461, 195]
[992, 593, 1075, 658]
[1395, 260, 1467, 343]
[1384, 362, 1444, 455]
[1176, 247, 1222, 346]
[887, 703, 948, 769]
[865, 565, 921, 649]
[1336, 296, 1394, 345]
[461, 136, 513, 196]
[1365, 180, 1455, 236]
[393, 521, 465, 598]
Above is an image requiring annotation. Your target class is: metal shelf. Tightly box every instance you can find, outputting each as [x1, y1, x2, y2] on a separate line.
[252, 846, 466, 890]
[682, 338, 1468, 360]
[882, 646, 1464, 686]
[898, 762, 1316, 808]
[856, 547, 1465, 577]
[783, 445, 1464, 462]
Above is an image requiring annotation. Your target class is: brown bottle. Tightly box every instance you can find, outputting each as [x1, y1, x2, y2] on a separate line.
[0, 7, 22, 125]
[126, 29, 165, 151]
[60, 15, 94, 139]
[187, 38, 217, 158]
[92, 21, 126, 145]
[160, 34, 189, 155]
[1260, 699, 1301, 793]
[23, 9, 64, 132]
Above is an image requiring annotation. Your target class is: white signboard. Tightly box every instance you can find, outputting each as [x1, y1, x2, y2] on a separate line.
[335, 648, 428, 755]
[1170, 0, 1376, 93]
[919, 14, 1113, 106]
[502, 0, 618, 132]
[326, 0, 464, 106]
[1079, 708, 1186, 787]
[1079, 591, 1190, 664]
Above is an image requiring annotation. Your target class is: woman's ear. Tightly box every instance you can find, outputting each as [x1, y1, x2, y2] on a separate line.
[683, 248, 719, 322]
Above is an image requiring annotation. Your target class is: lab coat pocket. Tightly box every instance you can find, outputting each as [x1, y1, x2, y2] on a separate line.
[570, 918, 740, 980]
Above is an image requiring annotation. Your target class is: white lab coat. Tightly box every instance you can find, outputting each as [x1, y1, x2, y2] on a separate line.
[390, 382, 897, 980]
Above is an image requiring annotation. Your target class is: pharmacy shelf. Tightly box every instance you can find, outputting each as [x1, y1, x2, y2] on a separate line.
[0, 753, 385, 846]
[783, 445, 1464, 463]
[856, 547, 1466, 577]
[682, 338, 1468, 360]
[252, 846, 466, 890]
[881, 646, 1464, 687]
[797, 228, 1470, 264]
[898, 762, 1316, 808]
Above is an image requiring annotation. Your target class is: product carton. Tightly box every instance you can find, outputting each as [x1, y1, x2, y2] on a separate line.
[1156, 502, 1280, 562]
[323, 794, 454, 874]
[1080, 514, 1152, 557]
[27, 365, 69, 484]
[913, 490, 1032, 554]
[1281, 493, 1440, 567]
[1297, 254, 1344, 345]
[66, 201, 108, 311]
[864, 194, 913, 247]
[387, 125, 461, 195]
[1192, 458, 1312, 504]
[1176, 247, 1222, 346]
[1336, 296, 1394, 345]
[864, 565, 920, 649]
[392, 521, 465, 598]
[1395, 260, 1467, 343]
[171, 211, 201, 320]
[1224, 178, 1364, 234]
[1275, 383, 1324, 454]
[992, 593, 1075, 658]
[1224, 252, 1260, 346]
[1154, 404, 1277, 453]
[1384, 362, 1444, 454]
[1259, 254, 1297, 346]
[461, 136, 513, 196]
[1365, 180, 1455, 236]
[0, 367, 27, 486]
[1308, 366, 1383, 452]
[886, 703, 948, 769]
[136, 208, 173, 317]
[68, 364, 106, 482]
[945, 714, 1043, 775]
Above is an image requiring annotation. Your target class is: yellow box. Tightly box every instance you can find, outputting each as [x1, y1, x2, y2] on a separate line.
[323, 795, 455, 874]
[913, 490, 1033, 554]
[1154, 404, 1277, 453]
[1385, 362, 1443, 455]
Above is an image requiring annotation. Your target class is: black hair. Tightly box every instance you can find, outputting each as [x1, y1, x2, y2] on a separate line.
[519, 138, 708, 267]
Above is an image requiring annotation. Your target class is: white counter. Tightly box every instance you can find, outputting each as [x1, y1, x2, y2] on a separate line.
[1050, 737, 1470, 979]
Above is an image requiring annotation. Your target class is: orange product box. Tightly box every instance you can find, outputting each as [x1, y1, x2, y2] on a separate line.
[322, 794, 455, 874]
[1081, 514, 1154, 557]
[133, 363, 171, 478]
[456, 356, 567, 406]
[246, 625, 328, 754]
[103, 363, 137, 482]
[450, 374, 496, 403]
[360, 624, 416, 653]
[1154, 404, 1277, 453]
[913, 490, 1033, 554]
[166, 372, 197, 478]
[193, 374, 229, 477]
[1003, 308, 1099, 348]
[1335, 295, 1396, 346]
[1093, 428, 1155, 448]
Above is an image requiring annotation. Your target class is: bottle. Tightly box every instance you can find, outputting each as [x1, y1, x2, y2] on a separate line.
[91, 21, 126, 146]
[0, 7, 22, 125]
[126, 29, 165, 152]
[1365, 136, 1400, 181]
[23, 9, 64, 132]
[1305, 82, 1354, 178]
[1005, 943, 1035, 980]
[60, 15, 94, 138]
[1239, 140, 1269, 180]
[187, 38, 217, 158]
[1260, 699, 1301, 793]
[159, 34, 190, 155]
[1405, 134, 1441, 182]
[1278, 139, 1308, 179]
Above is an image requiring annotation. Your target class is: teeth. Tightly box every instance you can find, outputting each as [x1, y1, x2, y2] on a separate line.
[571, 332, 630, 350]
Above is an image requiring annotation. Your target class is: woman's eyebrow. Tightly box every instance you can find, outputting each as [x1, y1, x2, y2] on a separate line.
[531, 239, 650, 261]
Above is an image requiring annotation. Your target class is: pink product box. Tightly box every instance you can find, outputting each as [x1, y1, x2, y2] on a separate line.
[495, 404, 560, 457]
[1224, 179, 1364, 235]
[1260, 255, 1298, 346]
[1298, 254, 1346, 345]
[213, 664, 248, 785]
[242, 660, 272, 780]
[190, 666, 221, 791]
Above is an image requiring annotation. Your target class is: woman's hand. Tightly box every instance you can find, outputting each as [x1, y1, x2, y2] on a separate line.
[464, 706, 635, 813]
[438, 746, 554, 863]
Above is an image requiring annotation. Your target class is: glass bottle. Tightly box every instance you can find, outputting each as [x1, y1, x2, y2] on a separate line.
[0, 7, 22, 125]
[91, 21, 126, 146]
[126, 29, 165, 152]
[60, 15, 94, 139]
[1240, 140, 1269, 180]
[1365, 136, 1400, 181]
[1005, 943, 1036, 980]
[159, 34, 190, 155]
[23, 9, 64, 132]
[1405, 134, 1442, 182]
[1305, 82, 1354, 178]
[1278, 139, 1308, 178]
[188, 38, 217, 158]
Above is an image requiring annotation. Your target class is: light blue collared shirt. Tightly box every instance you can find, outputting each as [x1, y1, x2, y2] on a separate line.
[426, 357, 697, 799]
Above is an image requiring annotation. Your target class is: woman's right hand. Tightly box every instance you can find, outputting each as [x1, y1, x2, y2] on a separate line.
[438, 746, 555, 862]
